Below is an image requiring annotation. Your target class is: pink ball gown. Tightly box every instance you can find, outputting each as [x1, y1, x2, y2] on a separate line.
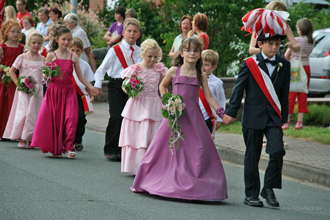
[119, 63, 167, 174]
[31, 52, 78, 155]
[131, 66, 228, 201]
[3, 54, 45, 141]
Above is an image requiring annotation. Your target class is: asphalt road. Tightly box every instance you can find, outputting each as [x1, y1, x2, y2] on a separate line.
[1, 129, 330, 220]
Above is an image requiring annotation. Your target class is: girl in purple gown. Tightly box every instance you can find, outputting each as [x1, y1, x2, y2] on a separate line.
[31, 26, 97, 158]
[131, 38, 228, 201]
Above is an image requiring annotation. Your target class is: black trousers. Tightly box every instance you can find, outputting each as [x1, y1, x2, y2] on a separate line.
[75, 93, 87, 144]
[205, 118, 213, 134]
[242, 122, 286, 198]
[104, 78, 128, 154]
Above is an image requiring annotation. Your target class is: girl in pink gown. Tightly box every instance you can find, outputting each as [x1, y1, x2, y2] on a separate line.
[0, 20, 24, 139]
[3, 32, 45, 147]
[31, 25, 97, 158]
[131, 38, 227, 201]
[119, 39, 167, 175]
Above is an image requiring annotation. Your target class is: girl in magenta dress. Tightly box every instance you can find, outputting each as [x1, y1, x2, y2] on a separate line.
[0, 20, 24, 139]
[131, 38, 227, 201]
[119, 39, 167, 175]
[3, 32, 45, 147]
[31, 25, 97, 158]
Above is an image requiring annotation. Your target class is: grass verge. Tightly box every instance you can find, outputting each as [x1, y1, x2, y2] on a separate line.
[219, 122, 330, 145]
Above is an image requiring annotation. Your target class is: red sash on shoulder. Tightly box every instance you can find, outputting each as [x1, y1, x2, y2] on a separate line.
[113, 45, 128, 69]
[199, 88, 215, 124]
[245, 57, 282, 119]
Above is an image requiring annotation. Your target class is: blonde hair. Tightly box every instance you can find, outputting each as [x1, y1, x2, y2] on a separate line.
[140, 39, 162, 62]
[202, 49, 219, 66]
[5, 6, 17, 21]
[123, 18, 140, 31]
[25, 31, 44, 51]
[70, 37, 84, 50]
[0, 20, 21, 43]
[265, 1, 288, 11]
[47, 23, 57, 34]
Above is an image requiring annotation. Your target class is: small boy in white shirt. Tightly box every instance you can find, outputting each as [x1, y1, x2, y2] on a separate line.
[69, 38, 95, 151]
[199, 49, 226, 133]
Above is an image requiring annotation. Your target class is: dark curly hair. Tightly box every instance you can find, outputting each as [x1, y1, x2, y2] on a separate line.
[50, 25, 71, 52]
[171, 37, 203, 81]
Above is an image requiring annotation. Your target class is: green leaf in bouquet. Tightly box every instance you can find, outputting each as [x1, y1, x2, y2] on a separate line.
[162, 93, 172, 105]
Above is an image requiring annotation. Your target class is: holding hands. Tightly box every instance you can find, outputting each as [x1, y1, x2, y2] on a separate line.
[222, 114, 236, 125]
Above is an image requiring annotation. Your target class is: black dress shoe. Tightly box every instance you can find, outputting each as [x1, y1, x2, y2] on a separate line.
[104, 153, 117, 161]
[244, 197, 264, 207]
[261, 188, 280, 207]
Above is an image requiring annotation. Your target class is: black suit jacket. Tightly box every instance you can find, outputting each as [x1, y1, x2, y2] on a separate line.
[226, 52, 290, 130]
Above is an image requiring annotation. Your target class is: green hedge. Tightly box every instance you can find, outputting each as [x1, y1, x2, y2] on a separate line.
[292, 104, 330, 127]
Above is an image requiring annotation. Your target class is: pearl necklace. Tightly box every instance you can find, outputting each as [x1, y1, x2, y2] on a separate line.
[28, 52, 41, 61]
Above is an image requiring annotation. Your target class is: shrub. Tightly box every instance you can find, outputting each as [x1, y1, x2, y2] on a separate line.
[292, 103, 330, 127]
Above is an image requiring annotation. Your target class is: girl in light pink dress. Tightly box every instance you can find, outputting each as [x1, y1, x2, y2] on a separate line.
[119, 39, 167, 174]
[3, 32, 45, 147]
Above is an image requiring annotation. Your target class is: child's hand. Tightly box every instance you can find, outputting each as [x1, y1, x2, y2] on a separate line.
[90, 96, 94, 103]
[90, 87, 101, 96]
[43, 74, 47, 79]
[223, 114, 236, 125]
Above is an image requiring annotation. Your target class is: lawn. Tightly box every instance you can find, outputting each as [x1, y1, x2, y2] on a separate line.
[219, 121, 330, 145]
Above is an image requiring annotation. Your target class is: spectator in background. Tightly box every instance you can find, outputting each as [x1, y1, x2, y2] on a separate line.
[21, 15, 35, 37]
[89, 6, 126, 72]
[283, 18, 314, 130]
[16, 0, 31, 28]
[5, 6, 17, 21]
[188, 13, 209, 50]
[125, 9, 142, 46]
[36, 8, 53, 46]
[64, 13, 91, 63]
[49, 7, 62, 24]
[168, 15, 194, 58]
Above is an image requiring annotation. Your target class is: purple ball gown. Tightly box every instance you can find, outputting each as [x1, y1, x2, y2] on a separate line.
[131, 66, 228, 201]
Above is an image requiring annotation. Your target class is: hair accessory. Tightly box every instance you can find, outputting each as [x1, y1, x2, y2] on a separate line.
[241, 8, 289, 38]
[216, 107, 226, 119]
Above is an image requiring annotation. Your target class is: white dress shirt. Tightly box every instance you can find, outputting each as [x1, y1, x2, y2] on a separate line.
[199, 73, 226, 122]
[72, 25, 91, 62]
[94, 40, 141, 88]
[261, 52, 276, 77]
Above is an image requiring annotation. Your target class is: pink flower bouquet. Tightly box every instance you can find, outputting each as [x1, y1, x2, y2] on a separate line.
[0, 64, 11, 86]
[17, 76, 35, 94]
[122, 76, 144, 98]
[42, 62, 62, 85]
[161, 93, 186, 154]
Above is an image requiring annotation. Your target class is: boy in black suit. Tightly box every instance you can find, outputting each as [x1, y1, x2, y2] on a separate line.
[223, 32, 290, 208]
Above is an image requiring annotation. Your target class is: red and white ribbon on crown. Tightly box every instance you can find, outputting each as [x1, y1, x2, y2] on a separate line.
[241, 8, 289, 38]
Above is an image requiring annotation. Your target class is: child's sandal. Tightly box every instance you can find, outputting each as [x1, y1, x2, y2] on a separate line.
[65, 151, 76, 159]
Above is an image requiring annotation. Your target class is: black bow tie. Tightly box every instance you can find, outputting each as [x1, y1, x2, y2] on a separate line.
[264, 59, 277, 66]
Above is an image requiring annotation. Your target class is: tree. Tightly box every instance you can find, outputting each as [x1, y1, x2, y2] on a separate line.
[108, 0, 264, 76]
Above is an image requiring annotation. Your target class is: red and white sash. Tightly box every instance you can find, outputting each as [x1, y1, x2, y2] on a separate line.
[72, 72, 94, 115]
[245, 57, 282, 119]
[113, 44, 134, 69]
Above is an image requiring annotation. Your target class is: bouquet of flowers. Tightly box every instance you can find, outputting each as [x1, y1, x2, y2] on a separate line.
[161, 93, 186, 154]
[0, 64, 11, 85]
[42, 62, 62, 85]
[17, 76, 35, 94]
[122, 76, 144, 98]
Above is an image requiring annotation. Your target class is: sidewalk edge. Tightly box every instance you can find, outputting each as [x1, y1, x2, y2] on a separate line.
[216, 145, 330, 188]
